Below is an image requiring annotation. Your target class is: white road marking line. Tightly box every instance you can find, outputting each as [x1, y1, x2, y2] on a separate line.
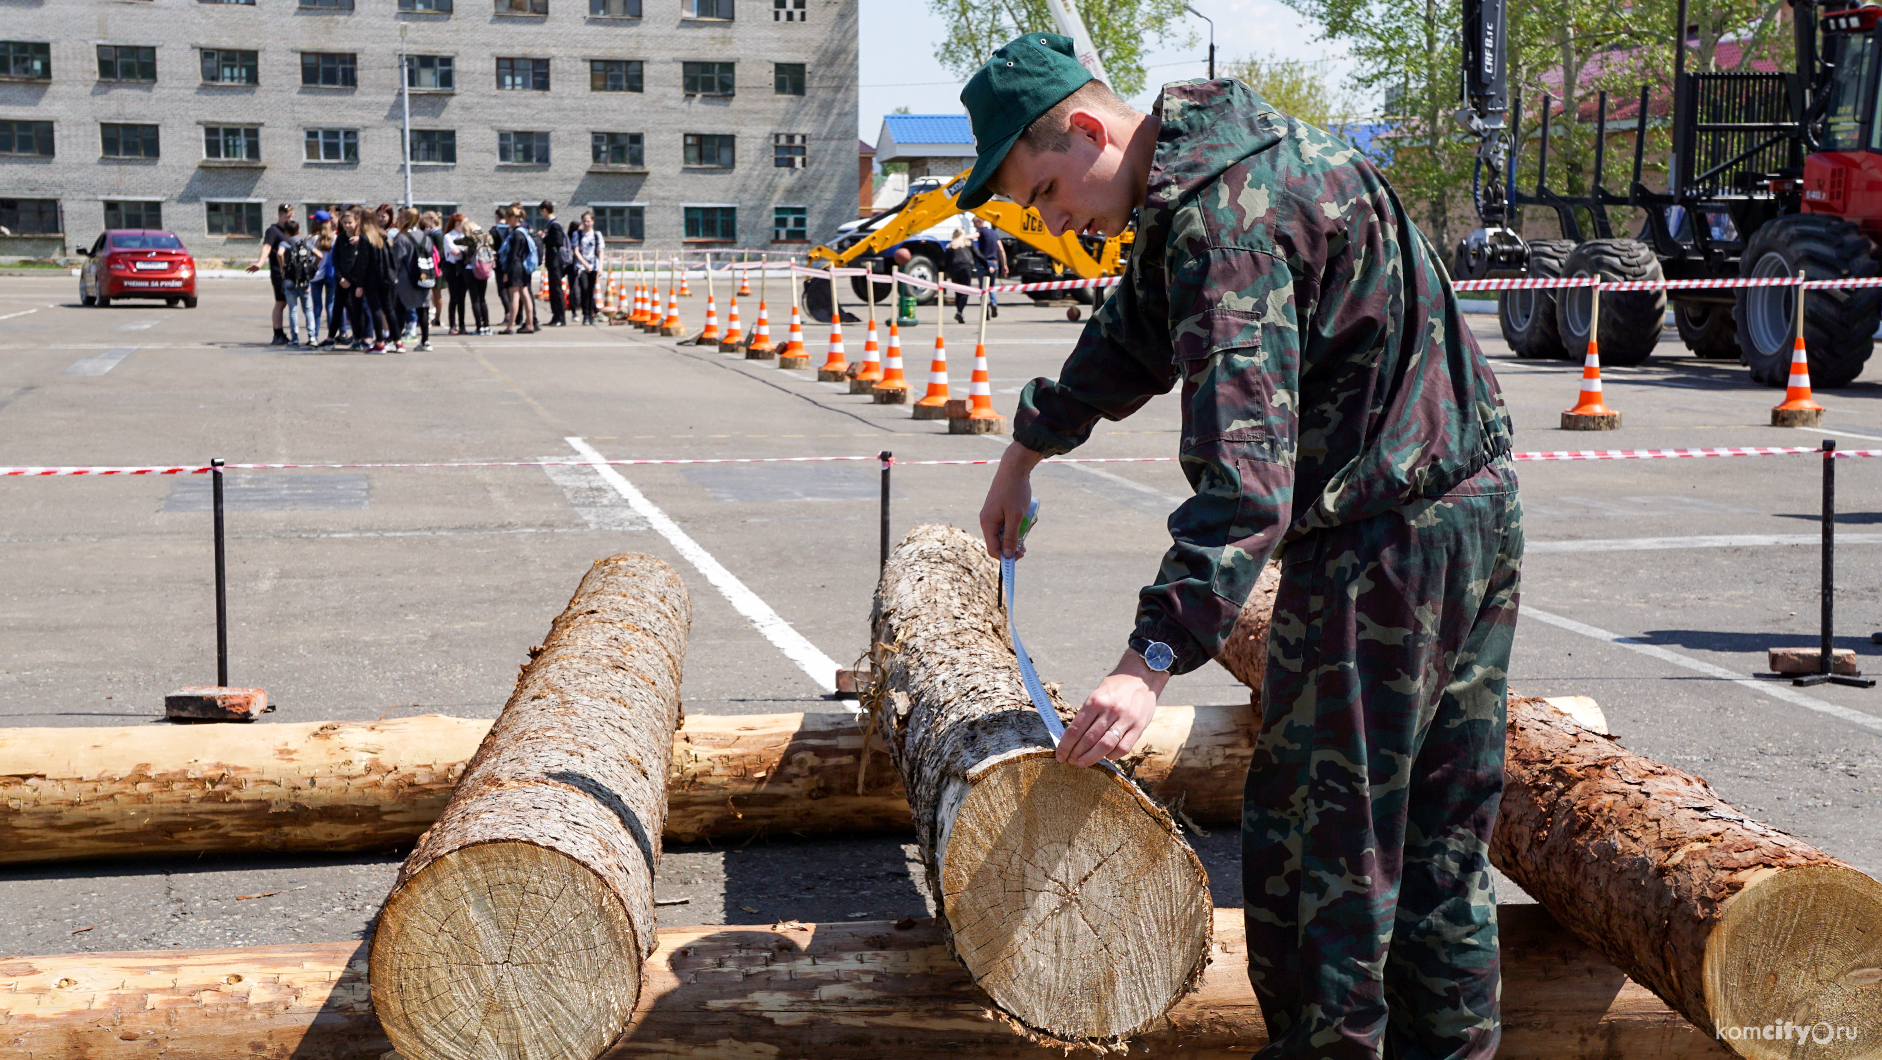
[1529, 533, 1882, 553]
[1520, 605, 1882, 736]
[116, 316, 168, 331]
[61, 347, 136, 376]
[0, 308, 38, 322]
[565, 436, 845, 700]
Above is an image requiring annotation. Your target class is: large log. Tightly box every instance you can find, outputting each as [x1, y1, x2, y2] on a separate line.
[0, 705, 1254, 864]
[1495, 694, 1882, 1052]
[0, 907, 1731, 1060]
[369, 554, 690, 1060]
[868, 524, 1213, 1046]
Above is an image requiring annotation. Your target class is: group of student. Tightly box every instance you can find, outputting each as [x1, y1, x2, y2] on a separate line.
[250, 200, 609, 353]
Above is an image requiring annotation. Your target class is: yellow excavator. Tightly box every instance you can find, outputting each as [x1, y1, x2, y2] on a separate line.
[801, 168, 1131, 322]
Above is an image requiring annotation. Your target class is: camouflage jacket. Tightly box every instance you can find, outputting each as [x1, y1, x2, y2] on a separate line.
[1012, 79, 1514, 675]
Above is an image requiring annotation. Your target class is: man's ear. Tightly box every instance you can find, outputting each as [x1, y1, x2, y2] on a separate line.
[1067, 109, 1109, 151]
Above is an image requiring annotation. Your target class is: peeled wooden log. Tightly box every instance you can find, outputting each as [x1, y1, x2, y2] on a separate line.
[369, 554, 690, 1060]
[1495, 694, 1882, 1049]
[868, 524, 1212, 1046]
[0, 702, 1253, 865]
[0, 907, 1730, 1060]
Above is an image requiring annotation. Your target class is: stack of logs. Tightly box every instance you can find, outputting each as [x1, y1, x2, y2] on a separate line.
[4, 536, 1881, 1060]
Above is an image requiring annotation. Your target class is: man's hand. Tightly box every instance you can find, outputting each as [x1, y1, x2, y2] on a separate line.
[980, 442, 1044, 558]
[1058, 650, 1168, 768]
[244, 262, 262, 273]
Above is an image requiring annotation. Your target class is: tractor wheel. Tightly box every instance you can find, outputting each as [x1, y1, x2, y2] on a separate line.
[1674, 302, 1739, 359]
[1554, 238, 1666, 367]
[1732, 214, 1880, 389]
[850, 273, 895, 307]
[898, 253, 940, 306]
[1497, 238, 1573, 359]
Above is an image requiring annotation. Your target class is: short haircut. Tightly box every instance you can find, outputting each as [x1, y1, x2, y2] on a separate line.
[581, 211, 594, 221]
[282, 219, 300, 236]
[277, 203, 293, 214]
[1014, 79, 1133, 156]
[539, 200, 555, 213]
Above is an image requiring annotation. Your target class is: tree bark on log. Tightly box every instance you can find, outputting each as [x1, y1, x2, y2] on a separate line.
[867, 524, 1213, 1046]
[0, 704, 1253, 865]
[1209, 560, 1280, 690]
[369, 554, 690, 1060]
[1494, 694, 1882, 1051]
[0, 907, 1730, 1060]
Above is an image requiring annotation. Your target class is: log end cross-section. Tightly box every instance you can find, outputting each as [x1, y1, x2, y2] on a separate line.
[870, 524, 1212, 1047]
[371, 553, 690, 1060]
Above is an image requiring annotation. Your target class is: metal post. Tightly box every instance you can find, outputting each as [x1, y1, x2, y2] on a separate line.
[212, 458, 229, 687]
[399, 24, 412, 211]
[1797, 439, 1876, 688]
[879, 451, 892, 571]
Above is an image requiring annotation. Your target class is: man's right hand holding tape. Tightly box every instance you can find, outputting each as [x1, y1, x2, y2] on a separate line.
[968, 31, 1524, 1060]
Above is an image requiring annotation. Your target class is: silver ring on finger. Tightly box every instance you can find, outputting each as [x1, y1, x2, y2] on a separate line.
[1106, 726, 1123, 740]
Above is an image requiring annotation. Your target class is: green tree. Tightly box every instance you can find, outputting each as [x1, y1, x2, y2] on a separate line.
[1225, 54, 1349, 131]
[925, 0, 1194, 97]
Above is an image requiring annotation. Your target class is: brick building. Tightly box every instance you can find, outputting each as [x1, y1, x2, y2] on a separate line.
[0, 0, 858, 257]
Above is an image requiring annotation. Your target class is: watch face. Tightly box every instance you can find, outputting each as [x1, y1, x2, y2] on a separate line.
[1144, 641, 1175, 672]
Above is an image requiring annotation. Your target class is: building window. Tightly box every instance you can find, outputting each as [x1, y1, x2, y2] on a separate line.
[591, 131, 643, 166]
[405, 55, 454, 90]
[499, 130, 550, 164]
[590, 59, 643, 92]
[2, 42, 52, 81]
[773, 0, 804, 19]
[593, 205, 643, 240]
[0, 198, 60, 233]
[772, 206, 807, 242]
[97, 46, 158, 83]
[591, 0, 640, 13]
[301, 53, 357, 87]
[105, 200, 164, 230]
[199, 0, 257, 5]
[774, 63, 805, 96]
[304, 128, 358, 162]
[203, 125, 260, 160]
[399, 0, 453, 9]
[497, 0, 548, 12]
[300, 0, 354, 8]
[773, 132, 806, 169]
[685, 0, 732, 17]
[682, 61, 734, 96]
[683, 133, 735, 168]
[497, 57, 550, 91]
[101, 123, 161, 159]
[206, 201, 263, 236]
[0, 120, 54, 157]
[408, 129, 457, 163]
[201, 49, 259, 85]
[684, 206, 736, 241]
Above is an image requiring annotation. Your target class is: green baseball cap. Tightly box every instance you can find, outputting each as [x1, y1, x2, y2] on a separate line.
[956, 32, 1095, 210]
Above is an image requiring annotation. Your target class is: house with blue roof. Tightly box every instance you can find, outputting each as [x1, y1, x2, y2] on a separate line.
[876, 114, 976, 180]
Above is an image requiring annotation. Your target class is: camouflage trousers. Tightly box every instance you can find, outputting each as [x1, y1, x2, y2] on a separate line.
[1243, 455, 1523, 1060]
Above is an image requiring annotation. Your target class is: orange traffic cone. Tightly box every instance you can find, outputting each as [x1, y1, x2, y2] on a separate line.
[950, 342, 1005, 434]
[679, 272, 692, 298]
[1773, 275, 1826, 427]
[745, 301, 775, 359]
[850, 318, 883, 393]
[738, 270, 752, 296]
[537, 272, 549, 302]
[660, 284, 682, 336]
[780, 302, 810, 368]
[719, 294, 744, 351]
[629, 278, 645, 324]
[699, 294, 720, 344]
[873, 322, 909, 404]
[913, 330, 951, 420]
[817, 317, 849, 381]
[1561, 284, 1619, 430]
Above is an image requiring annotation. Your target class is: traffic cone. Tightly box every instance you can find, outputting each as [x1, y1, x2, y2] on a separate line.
[912, 332, 951, 420]
[1561, 285, 1620, 430]
[629, 278, 645, 323]
[780, 303, 810, 368]
[699, 294, 720, 344]
[719, 294, 744, 352]
[679, 272, 692, 298]
[1774, 276, 1826, 427]
[872, 322, 909, 404]
[537, 272, 549, 302]
[745, 300, 776, 359]
[950, 342, 1006, 434]
[849, 318, 883, 393]
[817, 317, 849, 381]
[660, 284, 683, 336]
[738, 270, 752, 296]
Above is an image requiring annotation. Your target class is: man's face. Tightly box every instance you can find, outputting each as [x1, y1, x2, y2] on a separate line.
[994, 113, 1137, 239]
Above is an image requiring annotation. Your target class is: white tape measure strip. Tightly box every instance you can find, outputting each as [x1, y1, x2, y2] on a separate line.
[1002, 551, 1066, 747]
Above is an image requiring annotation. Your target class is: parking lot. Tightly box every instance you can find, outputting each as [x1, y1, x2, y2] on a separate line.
[4, 272, 1882, 957]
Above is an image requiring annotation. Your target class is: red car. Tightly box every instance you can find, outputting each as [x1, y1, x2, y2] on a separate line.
[79, 229, 197, 308]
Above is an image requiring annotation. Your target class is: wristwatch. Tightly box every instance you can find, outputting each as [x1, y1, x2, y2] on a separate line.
[1129, 636, 1175, 673]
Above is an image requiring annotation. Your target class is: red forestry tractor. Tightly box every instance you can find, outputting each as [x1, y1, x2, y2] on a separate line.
[1455, 0, 1882, 387]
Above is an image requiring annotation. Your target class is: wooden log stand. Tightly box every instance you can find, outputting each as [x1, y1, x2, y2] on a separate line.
[369, 554, 691, 1060]
[867, 523, 1213, 1046]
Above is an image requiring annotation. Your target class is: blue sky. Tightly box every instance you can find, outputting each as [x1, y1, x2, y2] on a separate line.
[856, 0, 1355, 146]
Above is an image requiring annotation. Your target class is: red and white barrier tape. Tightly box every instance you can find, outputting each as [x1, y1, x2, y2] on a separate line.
[11, 446, 1878, 478]
[1452, 275, 1882, 292]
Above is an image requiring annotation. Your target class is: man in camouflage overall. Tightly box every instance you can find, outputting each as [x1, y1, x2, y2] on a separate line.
[967, 34, 1523, 1060]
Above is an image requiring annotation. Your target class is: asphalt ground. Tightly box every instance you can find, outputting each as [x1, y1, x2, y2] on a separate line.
[3, 273, 1882, 959]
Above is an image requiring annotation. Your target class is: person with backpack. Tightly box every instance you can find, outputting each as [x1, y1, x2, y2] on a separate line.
[499, 210, 539, 334]
[441, 213, 468, 335]
[490, 206, 514, 329]
[391, 207, 438, 352]
[348, 212, 397, 353]
[539, 200, 570, 327]
[328, 209, 362, 348]
[274, 219, 319, 347]
[571, 211, 605, 325]
[460, 222, 494, 335]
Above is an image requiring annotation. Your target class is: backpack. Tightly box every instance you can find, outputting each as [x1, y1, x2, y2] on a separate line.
[507, 229, 533, 270]
[550, 222, 573, 267]
[412, 237, 437, 289]
[282, 239, 318, 286]
[472, 239, 494, 280]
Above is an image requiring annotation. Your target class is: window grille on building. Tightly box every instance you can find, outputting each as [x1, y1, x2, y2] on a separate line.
[773, 132, 806, 168]
[772, 205, 807, 241]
